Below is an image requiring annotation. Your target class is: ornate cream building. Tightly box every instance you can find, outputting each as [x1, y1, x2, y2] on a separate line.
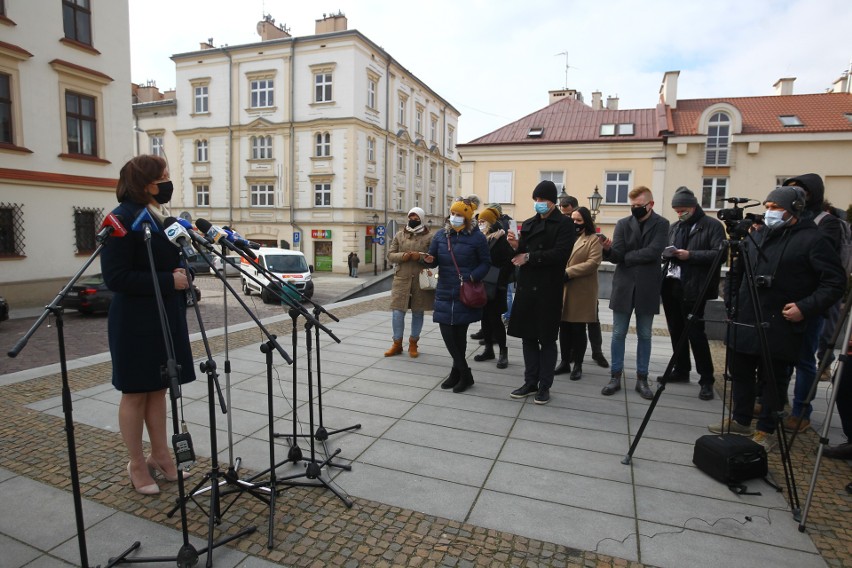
[134, 13, 461, 273]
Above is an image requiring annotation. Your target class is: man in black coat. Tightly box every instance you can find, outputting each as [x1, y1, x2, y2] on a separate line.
[659, 186, 725, 401]
[507, 180, 575, 405]
[709, 186, 846, 451]
[600, 186, 669, 400]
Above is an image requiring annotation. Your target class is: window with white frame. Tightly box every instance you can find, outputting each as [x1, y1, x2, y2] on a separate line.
[488, 172, 513, 204]
[447, 167, 453, 190]
[447, 127, 454, 152]
[367, 76, 377, 110]
[250, 183, 274, 207]
[150, 135, 163, 157]
[430, 116, 437, 142]
[604, 171, 631, 204]
[429, 161, 436, 182]
[195, 139, 208, 162]
[397, 148, 406, 172]
[250, 79, 274, 108]
[415, 156, 423, 177]
[394, 191, 403, 211]
[252, 135, 272, 160]
[414, 193, 421, 208]
[314, 72, 332, 103]
[705, 112, 730, 166]
[397, 95, 407, 126]
[429, 195, 435, 214]
[367, 137, 375, 162]
[314, 182, 331, 207]
[540, 171, 564, 192]
[415, 107, 423, 135]
[701, 177, 728, 209]
[195, 184, 210, 206]
[194, 85, 208, 114]
[365, 185, 374, 208]
[315, 132, 330, 157]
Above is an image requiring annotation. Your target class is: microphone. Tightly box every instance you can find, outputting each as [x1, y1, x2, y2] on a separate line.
[195, 218, 241, 254]
[172, 217, 214, 250]
[96, 213, 127, 241]
[164, 217, 198, 259]
[131, 208, 159, 232]
[222, 226, 262, 250]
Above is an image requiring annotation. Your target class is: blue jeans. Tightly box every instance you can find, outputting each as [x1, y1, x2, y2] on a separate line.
[611, 309, 654, 376]
[791, 316, 824, 419]
[503, 282, 515, 319]
[392, 309, 424, 340]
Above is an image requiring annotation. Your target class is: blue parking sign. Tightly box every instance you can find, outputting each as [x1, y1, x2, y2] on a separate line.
[293, 231, 300, 244]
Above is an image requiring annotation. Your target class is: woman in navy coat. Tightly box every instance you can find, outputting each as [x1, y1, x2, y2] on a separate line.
[101, 155, 195, 495]
[424, 198, 491, 393]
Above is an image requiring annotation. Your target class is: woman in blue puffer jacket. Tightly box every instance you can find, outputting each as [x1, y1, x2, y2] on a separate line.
[423, 198, 491, 393]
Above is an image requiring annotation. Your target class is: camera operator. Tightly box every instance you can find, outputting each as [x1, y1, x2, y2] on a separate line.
[708, 186, 846, 451]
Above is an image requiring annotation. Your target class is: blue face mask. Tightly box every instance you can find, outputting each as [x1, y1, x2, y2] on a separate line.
[534, 202, 551, 215]
[449, 215, 465, 227]
[764, 209, 787, 228]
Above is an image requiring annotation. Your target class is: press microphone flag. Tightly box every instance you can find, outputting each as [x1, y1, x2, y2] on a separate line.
[222, 226, 262, 250]
[164, 217, 198, 259]
[96, 213, 127, 241]
[195, 218, 241, 255]
[131, 207, 159, 232]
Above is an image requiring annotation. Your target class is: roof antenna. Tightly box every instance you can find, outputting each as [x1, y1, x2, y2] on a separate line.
[555, 51, 579, 89]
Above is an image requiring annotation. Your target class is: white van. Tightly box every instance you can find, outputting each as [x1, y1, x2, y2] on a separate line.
[240, 248, 314, 303]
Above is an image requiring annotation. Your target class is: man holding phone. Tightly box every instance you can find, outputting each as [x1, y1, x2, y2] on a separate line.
[660, 186, 726, 400]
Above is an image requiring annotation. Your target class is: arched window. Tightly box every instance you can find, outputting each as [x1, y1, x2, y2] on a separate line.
[705, 112, 730, 166]
[251, 135, 272, 160]
[315, 132, 330, 157]
[195, 139, 208, 162]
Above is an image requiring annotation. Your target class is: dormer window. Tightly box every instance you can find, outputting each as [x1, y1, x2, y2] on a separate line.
[600, 124, 615, 136]
[527, 127, 544, 138]
[779, 115, 803, 127]
[618, 123, 634, 135]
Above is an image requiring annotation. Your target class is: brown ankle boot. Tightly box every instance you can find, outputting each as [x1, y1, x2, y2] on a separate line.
[384, 339, 403, 357]
[408, 337, 419, 358]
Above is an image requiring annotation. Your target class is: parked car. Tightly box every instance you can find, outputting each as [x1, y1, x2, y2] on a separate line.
[210, 255, 241, 277]
[59, 274, 201, 314]
[186, 251, 214, 275]
[0, 296, 9, 323]
[240, 248, 314, 303]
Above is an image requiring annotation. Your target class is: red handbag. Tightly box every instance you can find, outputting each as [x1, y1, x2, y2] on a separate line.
[448, 236, 487, 308]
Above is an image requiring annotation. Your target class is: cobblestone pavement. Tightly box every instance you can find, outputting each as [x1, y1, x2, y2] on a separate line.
[1, 294, 850, 567]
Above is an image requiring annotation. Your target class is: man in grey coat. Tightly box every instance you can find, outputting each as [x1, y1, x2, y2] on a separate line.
[600, 186, 669, 399]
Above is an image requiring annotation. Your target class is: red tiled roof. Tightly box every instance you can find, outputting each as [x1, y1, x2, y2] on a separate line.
[671, 93, 852, 135]
[460, 97, 663, 146]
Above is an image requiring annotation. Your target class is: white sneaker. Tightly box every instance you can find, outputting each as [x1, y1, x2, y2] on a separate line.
[707, 418, 754, 436]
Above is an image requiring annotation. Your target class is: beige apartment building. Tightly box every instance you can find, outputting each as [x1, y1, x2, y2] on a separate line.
[1, 1, 133, 308]
[133, 13, 461, 274]
[459, 71, 852, 236]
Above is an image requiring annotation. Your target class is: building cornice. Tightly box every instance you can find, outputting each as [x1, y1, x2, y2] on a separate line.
[459, 141, 666, 161]
[0, 39, 33, 60]
[49, 58, 113, 84]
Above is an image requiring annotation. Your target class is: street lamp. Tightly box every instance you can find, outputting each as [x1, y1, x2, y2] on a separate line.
[558, 187, 569, 203]
[588, 186, 603, 221]
[372, 213, 379, 275]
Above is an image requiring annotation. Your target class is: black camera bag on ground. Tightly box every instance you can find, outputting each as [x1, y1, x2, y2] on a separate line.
[693, 434, 768, 495]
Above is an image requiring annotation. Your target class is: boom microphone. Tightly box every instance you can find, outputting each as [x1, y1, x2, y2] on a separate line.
[164, 216, 198, 259]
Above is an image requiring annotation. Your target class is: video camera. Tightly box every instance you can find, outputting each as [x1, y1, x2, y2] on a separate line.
[716, 197, 762, 238]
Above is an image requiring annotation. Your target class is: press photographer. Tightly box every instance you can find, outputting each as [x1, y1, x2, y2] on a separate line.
[709, 186, 846, 451]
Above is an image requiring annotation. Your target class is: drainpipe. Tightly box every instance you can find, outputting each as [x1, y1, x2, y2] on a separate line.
[289, 38, 305, 251]
[382, 54, 391, 271]
[223, 46, 234, 226]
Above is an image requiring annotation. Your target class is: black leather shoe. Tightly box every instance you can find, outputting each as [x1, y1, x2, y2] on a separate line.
[441, 368, 461, 390]
[601, 373, 622, 396]
[510, 383, 538, 399]
[474, 345, 495, 362]
[470, 329, 484, 340]
[823, 442, 852, 460]
[496, 347, 508, 369]
[635, 375, 653, 400]
[534, 389, 550, 405]
[569, 363, 582, 381]
[699, 384, 714, 401]
[592, 352, 610, 368]
[553, 360, 571, 375]
[453, 368, 474, 393]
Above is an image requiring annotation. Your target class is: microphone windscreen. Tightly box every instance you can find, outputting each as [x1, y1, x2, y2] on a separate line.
[195, 218, 212, 233]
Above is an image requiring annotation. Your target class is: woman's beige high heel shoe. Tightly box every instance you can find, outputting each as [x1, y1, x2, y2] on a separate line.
[146, 456, 189, 482]
[127, 462, 159, 495]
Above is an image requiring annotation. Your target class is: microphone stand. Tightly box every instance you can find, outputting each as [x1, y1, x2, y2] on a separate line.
[8, 227, 142, 568]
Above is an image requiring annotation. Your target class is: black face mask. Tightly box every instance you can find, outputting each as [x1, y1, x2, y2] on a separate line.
[153, 180, 174, 204]
[574, 224, 585, 234]
[630, 204, 648, 220]
[408, 219, 421, 229]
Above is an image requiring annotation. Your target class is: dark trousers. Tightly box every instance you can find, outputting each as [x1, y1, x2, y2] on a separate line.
[729, 350, 790, 434]
[522, 339, 557, 391]
[661, 278, 715, 385]
[588, 320, 603, 355]
[439, 323, 470, 369]
[481, 302, 507, 349]
[558, 321, 588, 365]
[837, 359, 852, 440]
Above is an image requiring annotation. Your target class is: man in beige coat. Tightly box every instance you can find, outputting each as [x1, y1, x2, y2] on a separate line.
[385, 207, 435, 358]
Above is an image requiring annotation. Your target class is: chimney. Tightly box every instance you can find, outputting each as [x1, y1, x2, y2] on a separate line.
[773, 77, 795, 96]
[257, 15, 290, 41]
[659, 70, 679, 109]
[134, 81, 163, 103]
[606, 96, 619, 110]
[831, 72, 849, 94]
[199, 38, 214, 50]
[548, 88, 581, 105]
[315, 11, 348, 34]
[162, 89, 176, 100]
[591, 91, 602, 110]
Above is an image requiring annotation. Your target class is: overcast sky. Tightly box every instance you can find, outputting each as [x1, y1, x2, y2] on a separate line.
[129, 0, 852, 143]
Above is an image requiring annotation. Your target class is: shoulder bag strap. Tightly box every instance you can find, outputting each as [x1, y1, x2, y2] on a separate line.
[447, 235, 463, 282]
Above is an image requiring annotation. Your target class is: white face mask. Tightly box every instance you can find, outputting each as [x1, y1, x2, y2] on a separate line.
[449, 215, 465, 227]
[478, 222, 488, 232]
[764, 209, 787, 228]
